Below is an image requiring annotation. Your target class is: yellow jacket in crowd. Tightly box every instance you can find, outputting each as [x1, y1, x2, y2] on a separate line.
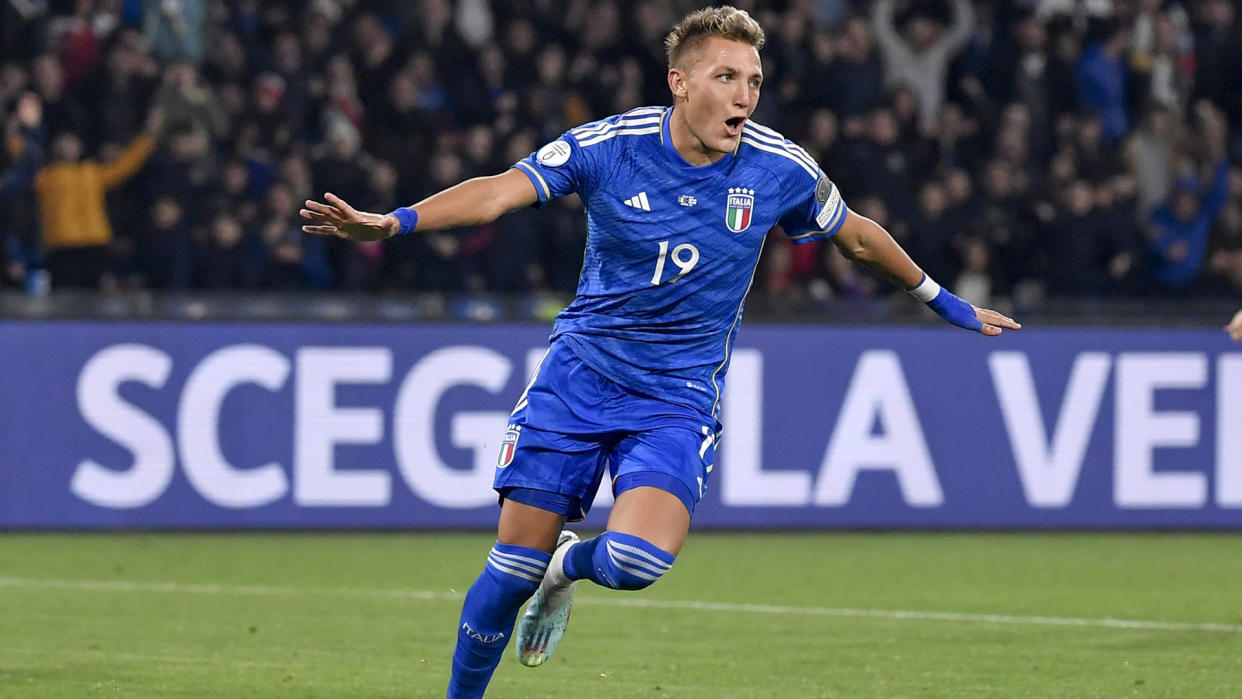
[34, 135, 155, 250]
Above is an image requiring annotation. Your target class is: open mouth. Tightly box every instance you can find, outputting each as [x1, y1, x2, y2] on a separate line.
[725, 116, 746, 137]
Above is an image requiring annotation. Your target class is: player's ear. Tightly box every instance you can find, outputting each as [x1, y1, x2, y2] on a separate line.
[668, 68, 688, 102]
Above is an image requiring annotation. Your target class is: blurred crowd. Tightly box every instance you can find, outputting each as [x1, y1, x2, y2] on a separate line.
[2, 0, 1241, 310]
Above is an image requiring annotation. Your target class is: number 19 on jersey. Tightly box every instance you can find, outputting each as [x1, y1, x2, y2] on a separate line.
[651, 240, 700, 285]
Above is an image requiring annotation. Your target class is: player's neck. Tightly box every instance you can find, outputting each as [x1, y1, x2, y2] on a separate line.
[668, 106, 729, 167]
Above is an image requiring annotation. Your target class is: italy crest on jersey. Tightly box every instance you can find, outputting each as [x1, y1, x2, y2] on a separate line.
[725, 187, 755, 233]
[497, 424, 521, 468]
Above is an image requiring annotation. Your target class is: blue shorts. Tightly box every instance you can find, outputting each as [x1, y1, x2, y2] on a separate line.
[493, 341, 718, 522]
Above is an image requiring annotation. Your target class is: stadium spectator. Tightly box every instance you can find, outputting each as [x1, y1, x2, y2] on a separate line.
[203, 157, 259, 232]
[1125, 104, 1182, 215]
[1036, 180, 1109, 295]
[143, 0, 207, 63]
[929, 102, 983, 172]
[871, 0, 974, 130]
[975, 158, 1031, 297]
[941, 166, 978, 232]
[993, 111, 1038, 194]
[1098, 174, 1144, 293]
[144, 125, 214, 225]
[259, 179, 329, 290]
[0, 92, 42, 205]
[48, 0, 107, 88]
[1074, 17, 1130, 143]
[908, 180, 959, 285]
[79, 27, 160, 151]
[351, 13, 404, 119]
[821, 14, 885, 121]
[129, 195, 192, 289]
[152, 58, 228, 142]
[1145, 101, 1231, 292]
[198, 212, 258, 290]
[1147, 164, 1230, 291]
[1189, 0, 1241, 141]
[1127, 2, 1194, 112]
[31, 52, 89, 139]
[839, 106, 918, 215]
[33, 105, 162, 289]
[0, 92, 44, 289]
[1004, 12, 1065, 160]
[955, 235, 992, 307]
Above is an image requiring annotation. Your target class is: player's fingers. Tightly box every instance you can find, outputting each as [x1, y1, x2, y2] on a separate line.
[980, 323, 1003, 337]
[302, 225, 340, 236]
[977, 308, 1021, 330]
[303, 200, 343, 218]
[323, 192, 359, 217]
[300, 208, 331, 221]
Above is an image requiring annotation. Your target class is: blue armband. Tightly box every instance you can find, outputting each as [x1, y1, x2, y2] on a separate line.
[388, 207, 419, 236]
[908, 273, 982, 332]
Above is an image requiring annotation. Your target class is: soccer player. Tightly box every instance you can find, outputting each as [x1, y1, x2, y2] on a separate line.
[301, 7, 1020, 697]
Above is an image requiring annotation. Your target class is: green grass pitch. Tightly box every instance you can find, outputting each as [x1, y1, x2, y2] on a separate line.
[1, 532, 1240, 697]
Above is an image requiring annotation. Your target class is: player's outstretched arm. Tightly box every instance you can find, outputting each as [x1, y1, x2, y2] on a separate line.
[830, 210, 1021, 336]
[300, 169, 539, 241]
[1226, 309, 1242, 341]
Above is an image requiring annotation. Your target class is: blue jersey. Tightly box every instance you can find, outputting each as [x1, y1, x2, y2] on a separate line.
[513, 106, 848, 419]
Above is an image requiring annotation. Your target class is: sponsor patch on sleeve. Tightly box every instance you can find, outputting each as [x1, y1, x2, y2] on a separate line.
[815, 176, 842, 229]
[815, 174, 831, 203]
[535, 139, 572, 167]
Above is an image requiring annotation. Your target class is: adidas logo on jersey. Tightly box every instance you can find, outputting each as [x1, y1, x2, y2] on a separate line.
[623, 192, 651, 211]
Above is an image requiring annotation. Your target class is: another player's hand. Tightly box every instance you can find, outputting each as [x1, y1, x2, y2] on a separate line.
[301, 193, 398, 242]
[973, 306, 1021, 337]
[1226, 309, 1242, 341]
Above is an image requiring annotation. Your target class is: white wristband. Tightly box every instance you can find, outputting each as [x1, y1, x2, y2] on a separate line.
[907, 274, 941, 303]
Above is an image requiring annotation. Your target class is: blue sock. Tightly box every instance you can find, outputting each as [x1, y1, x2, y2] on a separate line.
[562, 531, 676, 591]
[448, 543, 550, 699]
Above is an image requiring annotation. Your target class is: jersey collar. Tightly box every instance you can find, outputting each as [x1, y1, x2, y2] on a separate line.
[661, 106, 735, 174]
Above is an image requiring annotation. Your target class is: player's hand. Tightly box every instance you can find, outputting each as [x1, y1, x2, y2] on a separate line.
[1226, 309, 1242, 341]
[922, 284, 1019, 336]
[301, 193, 398, 242]
[974, 306, 1021, 337]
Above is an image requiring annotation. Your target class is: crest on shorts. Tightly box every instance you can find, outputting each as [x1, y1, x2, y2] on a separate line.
[725, 187, 755, 233]
[497, 424, 522, 468]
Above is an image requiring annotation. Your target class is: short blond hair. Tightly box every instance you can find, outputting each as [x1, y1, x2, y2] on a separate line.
[665, 6, 765, 70]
